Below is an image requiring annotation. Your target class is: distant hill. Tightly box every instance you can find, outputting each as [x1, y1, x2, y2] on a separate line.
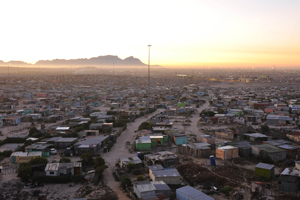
[0, 55, 164, 68]
[35, 55, 146, 66]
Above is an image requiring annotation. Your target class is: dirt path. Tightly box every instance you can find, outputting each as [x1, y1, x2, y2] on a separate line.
[102, 109, 164, 200]
[185, 101, 210, 137]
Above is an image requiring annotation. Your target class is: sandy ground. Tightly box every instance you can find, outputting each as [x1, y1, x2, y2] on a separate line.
[101, 109, 164, 200]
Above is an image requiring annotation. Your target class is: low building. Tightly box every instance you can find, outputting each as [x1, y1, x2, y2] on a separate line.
[120, 156, 143, 171]
[200, 135, 215, 145]
[73, 135, 109, 155]
[243, 133, 269, 143]
[278, 164, 300, 193]
[133, 180, 171, 199]
[10, 152, 42, 164]
[216, 145, 239, 160]
[173, 133, 187, 145]
[251, 144, 286, 163]
[226, 141, 252, 158]
[46, 137, 78, 149]
[177, 143, 213, 158]
[149, 166, 180, 185]
[255, 163, 275, 179]
[144, 151, 179, 167]
[176, 185, 214, 200]
[45, 162, 82, 176]
[3, 116, 21, 126]
[266, 115, 293, 125]
[136, 136, 152, 151]
[215, 129, 234, 140]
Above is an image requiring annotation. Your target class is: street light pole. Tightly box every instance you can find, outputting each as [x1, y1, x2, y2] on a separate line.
[148, 45, 151, 108]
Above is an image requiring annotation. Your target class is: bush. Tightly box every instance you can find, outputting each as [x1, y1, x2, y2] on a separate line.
[32, 176, 71, 183]
[126, 162, 136, 172]
[0, 150, 12, 157]
[221, 186, 234, 195]
[132, 169, 142, 175]
[80, 153, 94, 166]
[17, 163, 32, 182]
[59, 157, 71, 163]
[94, 156, 105, 168]
[136, 175, 145, 181]
[261, 124, 269, 134]
[72, 174, 84, 183]
[120, 175, 132, 189]
[138, 122, 153, 130]
[29, 157, 48, 165]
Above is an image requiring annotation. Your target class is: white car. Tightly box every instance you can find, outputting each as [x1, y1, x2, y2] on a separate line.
[50, 148, 57, 155]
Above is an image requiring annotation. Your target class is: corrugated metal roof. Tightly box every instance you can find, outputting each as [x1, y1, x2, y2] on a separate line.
[255, 162, 274, 170]
[177, 186, 214, 200]
[137, 183, 156, 192]
[152, 168, 180, 177]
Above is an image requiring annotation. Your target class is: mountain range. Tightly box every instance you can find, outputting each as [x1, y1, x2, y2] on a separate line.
[0, 55, 158, 67]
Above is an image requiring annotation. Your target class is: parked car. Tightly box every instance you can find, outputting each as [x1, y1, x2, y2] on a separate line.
[50, 148, 57, 155]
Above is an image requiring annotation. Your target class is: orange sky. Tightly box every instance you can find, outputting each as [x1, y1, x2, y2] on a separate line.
[0, 0, 299, 68]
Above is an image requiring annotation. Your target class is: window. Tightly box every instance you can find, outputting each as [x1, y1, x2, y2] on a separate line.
[50, 172, 54, 174]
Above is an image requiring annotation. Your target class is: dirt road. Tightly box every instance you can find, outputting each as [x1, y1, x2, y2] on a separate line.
[185, 101, 210, 138]
[102, 109, 164, 200]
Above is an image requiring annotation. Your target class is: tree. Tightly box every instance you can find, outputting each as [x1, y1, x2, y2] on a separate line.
[136, 175, 145, 181]
[17, 163, 32, 182]
[120, 175, 132, 189]
[261, 124, 269, 134]
[180, 97, 187, 102]
[218, 109, 225, 114]
[94, 156, 105, 168]
[95, 165, 108, 178]
[29, 127, 38, 136]
[80, 153, 94, 166]
[59, 157, 71, 163]
[29, 157, 48, 165]
[126, 162, 136, 172]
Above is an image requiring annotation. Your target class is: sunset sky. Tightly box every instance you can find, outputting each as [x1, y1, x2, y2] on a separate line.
[0, 0, 299, 68]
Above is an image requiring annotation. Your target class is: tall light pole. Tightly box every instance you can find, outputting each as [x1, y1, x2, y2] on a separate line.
[148, 45, 151, 108]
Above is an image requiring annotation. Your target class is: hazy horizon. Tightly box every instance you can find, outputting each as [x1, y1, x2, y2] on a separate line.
[1, 0, 299, 68]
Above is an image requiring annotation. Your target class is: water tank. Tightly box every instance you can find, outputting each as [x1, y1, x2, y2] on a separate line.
[210, 155, 216, 166]
[137, 152, 142, 159]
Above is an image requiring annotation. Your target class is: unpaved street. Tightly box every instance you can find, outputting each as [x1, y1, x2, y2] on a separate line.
[102, 109, 164, 200]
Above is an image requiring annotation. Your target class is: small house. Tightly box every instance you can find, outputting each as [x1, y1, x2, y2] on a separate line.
[243, 133, 268, 143]
[120, 156, 143, 171]
[216, 145, 239, 160]
[251, 144, 286, 163]
[149, 167, 180, 185]
[255, 163, 275, 179]
[144, 151, 179, 167]
[173, 133, 187, 145]
[45, 162, 82, 176]
[136, 136, 152, 151]
[176, 186, 214, 200]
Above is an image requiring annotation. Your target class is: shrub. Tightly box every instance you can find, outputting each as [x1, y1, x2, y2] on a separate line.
[17, 163, 32, 182]
[72, 174, 84, 183]
[29, 157, 48, 165]
[120, 175, 132, 189]
[59, 157, 71, 163]
[32, 176, 71, 183]
[221, 186, 234, 195]
[136, 175, 145, 181]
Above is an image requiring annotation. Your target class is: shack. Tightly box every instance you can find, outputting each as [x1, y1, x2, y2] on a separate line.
[177, 143, 213, 158]
[255, 163, 275, 179]
[216, 145, 239, 160]
[251, 144, 286, 163]
[176, 186, 214, 200]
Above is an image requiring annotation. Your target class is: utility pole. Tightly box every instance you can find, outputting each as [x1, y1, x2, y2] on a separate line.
[148, 45, 151, 108]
